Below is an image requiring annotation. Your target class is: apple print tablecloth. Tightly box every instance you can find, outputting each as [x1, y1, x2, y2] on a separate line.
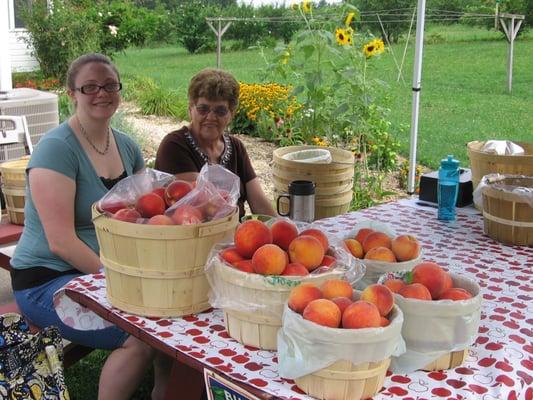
[54, 199, 532, 400]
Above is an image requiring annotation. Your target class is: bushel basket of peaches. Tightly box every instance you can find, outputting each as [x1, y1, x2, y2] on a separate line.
[378, 261, 482, 373]
[343, 221, 423, 289]
[277, 281, 406, 400]
[205, 218, 365, 351]
[93, 165, 240, 317]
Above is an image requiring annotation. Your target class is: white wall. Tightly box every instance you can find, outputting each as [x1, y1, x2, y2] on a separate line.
[9, 29, 39, 72]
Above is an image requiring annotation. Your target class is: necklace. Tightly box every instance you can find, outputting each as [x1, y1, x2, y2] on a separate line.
[77, 118, 111, 156]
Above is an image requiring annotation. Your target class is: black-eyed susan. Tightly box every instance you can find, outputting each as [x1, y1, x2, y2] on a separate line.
[302, 0, 312, 13]
[335, 28, 352, 46]
[363, 38, 385, 57]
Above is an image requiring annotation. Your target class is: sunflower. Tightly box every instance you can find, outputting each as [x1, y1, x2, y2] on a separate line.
[335, 28, 351, 46]
[344, 12, 356, 28]
[363, 38, 385, 57]
[302, 0, 312, 13]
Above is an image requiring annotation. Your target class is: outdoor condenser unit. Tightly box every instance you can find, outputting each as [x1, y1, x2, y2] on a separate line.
[0, 88, 59, 162]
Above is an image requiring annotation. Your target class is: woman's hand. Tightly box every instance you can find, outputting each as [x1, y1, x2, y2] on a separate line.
[245, 178, 277, 217]
[29, 168, 102, 274]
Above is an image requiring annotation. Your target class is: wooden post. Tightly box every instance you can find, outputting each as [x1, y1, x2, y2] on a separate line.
[206, 18, 232, 69]
[499, 13, 524, 93]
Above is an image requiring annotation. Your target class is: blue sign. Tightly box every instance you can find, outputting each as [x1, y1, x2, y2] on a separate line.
[204, 369, 260, 400]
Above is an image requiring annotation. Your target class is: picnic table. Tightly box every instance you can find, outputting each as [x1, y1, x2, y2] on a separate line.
[54, 199, 533, 400]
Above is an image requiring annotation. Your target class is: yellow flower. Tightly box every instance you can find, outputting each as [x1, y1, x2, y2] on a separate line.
[335, 28, 351, 46]
[302, 0, 312, 13]
[363, 38, 385, 58]
[344, 12, 355, 28]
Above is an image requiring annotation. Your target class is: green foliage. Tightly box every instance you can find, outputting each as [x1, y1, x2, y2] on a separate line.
[171, 1, 217, 54]
[357, 0, 416, 43]
[138, 86, 185, 119]
[58, 92, 74, 123]
[18, 0, 100, 79]
[264, 2, 399, 171]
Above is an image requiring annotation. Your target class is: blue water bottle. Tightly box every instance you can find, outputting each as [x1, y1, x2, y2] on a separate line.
[438, 155, 460, 221]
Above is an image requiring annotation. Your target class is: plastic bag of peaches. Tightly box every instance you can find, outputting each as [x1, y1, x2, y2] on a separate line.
[377, 267, 482, 373]
[204, 217, 366, 316]
[343, 220, 424, 290]
[96, 164, 240, 225]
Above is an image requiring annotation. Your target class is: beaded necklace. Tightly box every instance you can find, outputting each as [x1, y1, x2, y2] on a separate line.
[78, 117, 110, 156]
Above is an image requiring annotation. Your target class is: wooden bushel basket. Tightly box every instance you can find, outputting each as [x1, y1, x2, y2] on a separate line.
[0, 157, 29, 225]
[482, 176, 533, 246]
[272, 145, 355, 220]
[294, 358, 390, 400]
[92, 206, 239, 317]
[214, 260, 343, 350]
[467, 141, 533, 190]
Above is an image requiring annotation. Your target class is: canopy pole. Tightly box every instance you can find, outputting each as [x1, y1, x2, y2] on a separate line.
[407, 0, 427, 195]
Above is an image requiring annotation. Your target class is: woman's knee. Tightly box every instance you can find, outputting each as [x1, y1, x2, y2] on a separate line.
[122, 336, 154, 360]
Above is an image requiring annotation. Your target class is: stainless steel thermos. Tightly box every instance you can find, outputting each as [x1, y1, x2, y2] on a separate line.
[276, 180, 315, 223]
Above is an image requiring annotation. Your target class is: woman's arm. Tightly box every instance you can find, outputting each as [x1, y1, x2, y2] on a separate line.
[245, 178, 277, 217]
[29, 168, 102, 274]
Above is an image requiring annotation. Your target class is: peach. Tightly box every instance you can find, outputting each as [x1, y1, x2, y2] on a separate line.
[398, 283, 432, 300]
[364, 246, 396, 262]
[170, 205, 203, 225]
[380, 316, 390, 327]
[288, 235, 325, 271]
[443, 272, 453, 293]
[383, 278, 406, 294]
[288, 283, 323, 314]
[252, 244, 288, 275]
[136, 192, 166, 218]
[362, 231, 392, 253]
[233, 259, 254, 273]
[147, 214, 174, 225]
[320, 279, 353, 300]
[299, 229, 329, 252]
[164, 180, 193, 206]
[391, 234, 421, 261]
[354, 228, 374, 245]
[281, 262, 309, 276]
[100, 200, 128, 214]
[439, 287, 472, 301]
[220, 247, 245, 266]
[412, 262, 450, 299]
[344, 239, 364, 259]
[271, 220, 298, 251]
[331, 297, 353, 314]
[113, 208, 141, 223]
[342, 300, 381, 329]
[320, 255, 337, 268]
[361, 284, 394, 317]
[151, 187, 166, 202]
[234, 220, 272, 258]
[303, 299, 341, 328]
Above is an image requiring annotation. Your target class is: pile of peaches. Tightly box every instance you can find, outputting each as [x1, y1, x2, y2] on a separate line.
[382, 261, 473, 301]
[99, 179, 233, 225]
[220, 219, 338, 276]
[287, 279, 396, 329]
[344, 227, 421, 263]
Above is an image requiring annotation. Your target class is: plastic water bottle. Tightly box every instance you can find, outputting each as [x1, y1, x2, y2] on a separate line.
[438, 155, 460, 221]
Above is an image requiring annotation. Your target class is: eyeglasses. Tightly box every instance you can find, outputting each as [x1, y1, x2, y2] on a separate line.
[195, 104, 230, 117]
[75, 82, 122, 95]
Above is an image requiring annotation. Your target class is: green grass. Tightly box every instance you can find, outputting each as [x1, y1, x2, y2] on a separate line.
[114, 24, 533, 170]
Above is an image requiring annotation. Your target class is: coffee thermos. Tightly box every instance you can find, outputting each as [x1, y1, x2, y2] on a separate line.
[276, 180, 315, 223]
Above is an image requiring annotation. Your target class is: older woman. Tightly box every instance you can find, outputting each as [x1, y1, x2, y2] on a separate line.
[155, 68, 276, 218]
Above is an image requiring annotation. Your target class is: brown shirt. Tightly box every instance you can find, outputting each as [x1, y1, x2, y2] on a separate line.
[155, 126, 257, 218]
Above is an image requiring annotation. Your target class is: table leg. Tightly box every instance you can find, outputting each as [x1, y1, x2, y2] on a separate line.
[164, 360, 205, 400]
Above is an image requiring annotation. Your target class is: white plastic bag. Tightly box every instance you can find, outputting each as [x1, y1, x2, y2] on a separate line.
[377, 272, 482, 374]
[282, 149, 332, 164]
[277, 301, 406, 379]
[473, 173, 533, 209]
[480, 140, 524, 155]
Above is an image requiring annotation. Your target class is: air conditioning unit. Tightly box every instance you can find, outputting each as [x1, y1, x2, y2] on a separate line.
[0, 88, 59, 162]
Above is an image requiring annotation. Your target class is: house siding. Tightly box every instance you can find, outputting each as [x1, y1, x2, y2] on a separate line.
[9, 29, 38, 72]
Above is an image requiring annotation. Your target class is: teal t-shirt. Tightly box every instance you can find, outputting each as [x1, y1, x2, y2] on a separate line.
[11, 121, 144, 272]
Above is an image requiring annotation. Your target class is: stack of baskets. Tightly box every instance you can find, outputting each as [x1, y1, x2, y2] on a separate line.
[0, 157, 30, 225]
[467, 141, 533, 246]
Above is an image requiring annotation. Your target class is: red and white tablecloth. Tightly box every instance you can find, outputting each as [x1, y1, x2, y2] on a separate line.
[54, 199, 533, 400]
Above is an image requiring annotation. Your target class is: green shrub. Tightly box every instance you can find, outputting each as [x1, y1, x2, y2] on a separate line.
[138, 86, 183, 118]
[172, 1, 217, 54]
[58, 92, 74, 123]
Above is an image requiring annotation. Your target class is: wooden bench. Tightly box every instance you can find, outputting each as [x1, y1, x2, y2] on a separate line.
[0, 218, 94, 368]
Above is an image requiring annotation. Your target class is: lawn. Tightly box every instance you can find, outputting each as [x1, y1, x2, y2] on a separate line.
[115, 24, 533, 170]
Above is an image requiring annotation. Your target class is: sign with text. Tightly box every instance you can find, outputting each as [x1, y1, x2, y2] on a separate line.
[204, 369, 261, 400]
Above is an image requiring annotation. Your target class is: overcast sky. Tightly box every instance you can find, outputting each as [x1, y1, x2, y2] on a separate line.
[237, 0, 342, 6]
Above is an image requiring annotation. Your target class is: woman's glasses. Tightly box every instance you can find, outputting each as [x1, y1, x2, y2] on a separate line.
[75, 82, 122, 95]
[195, 104, 230, 117]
